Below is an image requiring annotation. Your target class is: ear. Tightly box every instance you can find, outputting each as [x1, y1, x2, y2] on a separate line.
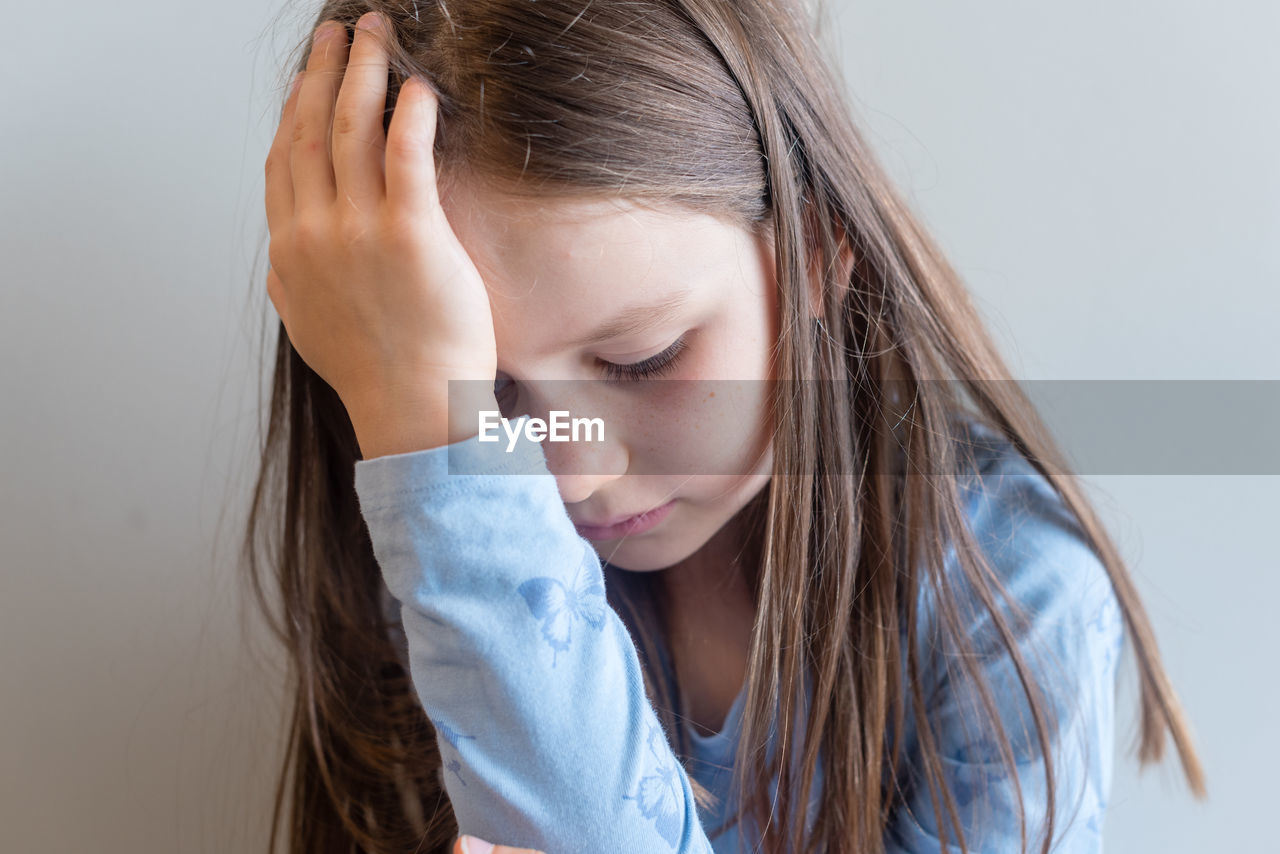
[806, 226, 855, 321]
[756, 216, 855, 321]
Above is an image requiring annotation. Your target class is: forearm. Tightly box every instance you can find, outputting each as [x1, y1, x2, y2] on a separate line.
[354, 422, 713, 853]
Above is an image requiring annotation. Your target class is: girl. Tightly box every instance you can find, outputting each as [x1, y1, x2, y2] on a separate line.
[246, 1, 1207, 852]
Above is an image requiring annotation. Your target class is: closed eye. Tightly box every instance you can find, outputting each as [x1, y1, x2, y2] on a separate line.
[597, 334, 689, 383]
[492, 333, 691, 407]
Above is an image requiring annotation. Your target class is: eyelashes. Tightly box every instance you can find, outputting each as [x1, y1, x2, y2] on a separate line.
[598, 334, 689, 383]
[492, 334, 690, 408]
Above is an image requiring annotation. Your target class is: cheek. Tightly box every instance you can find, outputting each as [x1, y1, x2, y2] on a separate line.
[623, 379, 772, 477]
[610, 322, 774, 476]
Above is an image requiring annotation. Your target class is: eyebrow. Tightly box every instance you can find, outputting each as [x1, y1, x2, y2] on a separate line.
[566, 289, 694, 349]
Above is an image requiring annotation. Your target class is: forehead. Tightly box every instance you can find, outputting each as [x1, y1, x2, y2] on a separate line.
[438, 177, 759, 356]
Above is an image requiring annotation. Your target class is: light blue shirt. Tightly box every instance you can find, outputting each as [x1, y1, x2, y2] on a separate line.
[354, 415, 1124, 853]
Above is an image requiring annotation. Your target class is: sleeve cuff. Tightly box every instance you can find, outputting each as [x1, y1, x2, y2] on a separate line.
[354, 414, 551, 510]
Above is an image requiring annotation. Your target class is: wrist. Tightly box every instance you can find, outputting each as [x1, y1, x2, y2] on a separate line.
[346, 376, 499, 460]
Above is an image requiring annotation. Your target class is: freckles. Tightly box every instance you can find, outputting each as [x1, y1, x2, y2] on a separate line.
[691, 386, 767, 475]
[633, 382, 709, 434]
[614, 384, 711, 471]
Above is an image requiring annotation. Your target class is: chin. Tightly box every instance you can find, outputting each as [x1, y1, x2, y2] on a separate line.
[584, 536, 697, 574]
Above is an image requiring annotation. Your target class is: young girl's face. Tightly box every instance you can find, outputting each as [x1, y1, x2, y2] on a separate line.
[439, 176, 780, 573]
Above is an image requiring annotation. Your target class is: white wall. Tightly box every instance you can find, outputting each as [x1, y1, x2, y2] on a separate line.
[824, 2, 1279, 850]
[2, 0, 1273, 849]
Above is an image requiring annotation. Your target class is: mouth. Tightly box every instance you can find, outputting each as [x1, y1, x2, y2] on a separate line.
[573, 499, 677, 540]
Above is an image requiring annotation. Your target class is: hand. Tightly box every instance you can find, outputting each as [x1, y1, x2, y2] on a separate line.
[452, 835, 546, 854]
[264, 12, 499, 454]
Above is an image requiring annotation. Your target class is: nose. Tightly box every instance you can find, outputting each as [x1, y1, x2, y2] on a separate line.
[514, 383, 629, 505]
[542, 424, 628, 506]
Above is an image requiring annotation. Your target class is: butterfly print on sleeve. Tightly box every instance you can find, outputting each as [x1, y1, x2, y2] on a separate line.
[432, 717, 476, 786]
[517, 554, 608, 667]
[623, 720, 684, 849]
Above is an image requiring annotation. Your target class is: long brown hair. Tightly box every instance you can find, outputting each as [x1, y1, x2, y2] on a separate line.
[242, 0, 1207, 851]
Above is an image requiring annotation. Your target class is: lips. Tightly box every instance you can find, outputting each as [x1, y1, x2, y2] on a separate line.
[572, 499, 676, 539]
[575, 506, 658, 529]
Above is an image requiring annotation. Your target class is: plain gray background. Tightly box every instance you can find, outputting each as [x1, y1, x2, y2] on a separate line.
[2, 0, 1275, 850]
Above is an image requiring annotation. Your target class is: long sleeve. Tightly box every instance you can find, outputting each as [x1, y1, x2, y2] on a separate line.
[885, 441, 1126, 853]
[353, 415, 713, 854]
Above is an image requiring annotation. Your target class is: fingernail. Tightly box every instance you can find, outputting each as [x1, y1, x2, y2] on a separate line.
[460, 836, 494, 854]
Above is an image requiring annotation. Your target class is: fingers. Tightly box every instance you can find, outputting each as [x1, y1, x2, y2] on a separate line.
[331, 12, 390, 210]
[291, 20, 349, 209]
[264, 73, 304, 235]
[276, 14, 439, 223]
[385, 73, 442, 217]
